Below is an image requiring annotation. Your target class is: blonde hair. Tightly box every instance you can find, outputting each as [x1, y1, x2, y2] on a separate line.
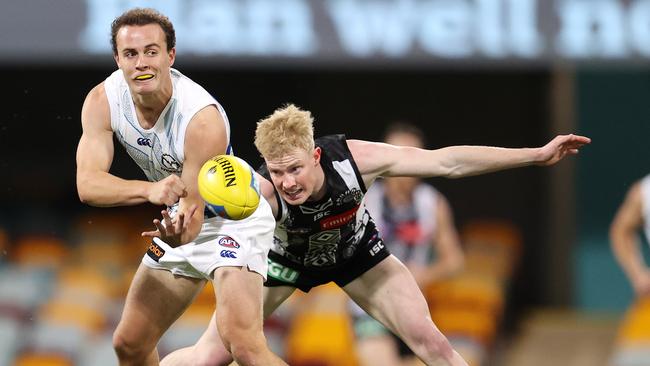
[255, 104, 315, 159]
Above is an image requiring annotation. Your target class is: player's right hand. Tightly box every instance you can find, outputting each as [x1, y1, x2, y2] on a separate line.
[148, 174, 188, 206]
[141, 204, 198, 247]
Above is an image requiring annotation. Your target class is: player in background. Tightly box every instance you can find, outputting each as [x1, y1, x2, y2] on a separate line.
[155, 103, 590, 366]
[76, 8, 285, 366]
[351, 122, 464, 366]
[610, 175, 650, 298]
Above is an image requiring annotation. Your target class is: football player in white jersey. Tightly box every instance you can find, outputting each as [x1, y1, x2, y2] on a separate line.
[158, 104, 590, 366]
[75, 8, 286, 366]
[610, 175, 650, 298]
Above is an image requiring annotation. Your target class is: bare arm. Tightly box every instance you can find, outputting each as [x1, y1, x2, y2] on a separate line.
[143, 105, 229, 245]
[257, 172, 280, 218]
[76, 83, 164, 206]
[348, 134, 591, 187]
[610, 181, 650, 297]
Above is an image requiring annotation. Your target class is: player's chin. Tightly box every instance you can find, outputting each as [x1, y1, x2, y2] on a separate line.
[131, 80, 156, 93]
[282, 192, 307, 205]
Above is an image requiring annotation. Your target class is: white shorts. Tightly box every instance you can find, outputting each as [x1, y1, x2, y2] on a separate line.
[142, 197, 275, 280]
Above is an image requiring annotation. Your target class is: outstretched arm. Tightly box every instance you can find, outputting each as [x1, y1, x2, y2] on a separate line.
[76, 83, 187, 207]
[610, 181, 650, 297]
[349, 134, 591, 186]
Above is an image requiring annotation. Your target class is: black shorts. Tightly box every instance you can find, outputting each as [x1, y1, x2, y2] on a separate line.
[265, 237, 391, 292]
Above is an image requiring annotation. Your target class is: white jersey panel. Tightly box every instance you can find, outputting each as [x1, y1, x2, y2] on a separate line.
[104, 68, 229, 182]
[363, 181, 438, 265]
[640, 175, 650, 243]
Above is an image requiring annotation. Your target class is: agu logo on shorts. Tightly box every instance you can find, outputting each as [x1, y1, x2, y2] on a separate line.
[147, 241, 165, 262]
[267, 259, 299, 283]
[218, 236, 240, 249]
[220, 250, 237, 259]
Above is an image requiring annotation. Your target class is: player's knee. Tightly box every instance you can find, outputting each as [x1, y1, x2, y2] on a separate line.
[112, 328, 152, 362]
[219, 327, 265, 365]
[408, 324, 454, 360]
[192, 347, 234, 366]
[229, 341, 263, 366]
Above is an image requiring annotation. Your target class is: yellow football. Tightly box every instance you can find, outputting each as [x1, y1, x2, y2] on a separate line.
[198, 155, 261, 220]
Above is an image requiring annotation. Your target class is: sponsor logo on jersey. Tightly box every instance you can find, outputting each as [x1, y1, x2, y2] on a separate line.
[267, 259, 300, 283]
[218, 236, 240, 249]
[320, 205, 359, 230]
[137, 137, 152, 147]
[220, 250, 237, 259]
[369, 240, 385, 257]
[146, 241, 165, 262]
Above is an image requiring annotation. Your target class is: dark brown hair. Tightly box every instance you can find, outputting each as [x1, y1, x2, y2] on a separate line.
[383, 121, 427, 147]
[110, 8, 176, 55]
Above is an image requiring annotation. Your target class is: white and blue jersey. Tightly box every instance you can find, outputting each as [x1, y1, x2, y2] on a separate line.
[104, 68, 231, 182]
[104, 68, 273, 280]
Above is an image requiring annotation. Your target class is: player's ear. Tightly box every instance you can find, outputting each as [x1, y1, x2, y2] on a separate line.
[168, 47, 176, 66]
[313, 147, 321, 165]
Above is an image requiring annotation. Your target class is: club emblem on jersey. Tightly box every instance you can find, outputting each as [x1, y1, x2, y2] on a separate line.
[218, 236, 240, 249]
[299, 199, 333, 214]
[161, 153, 182, 173]
[335, 189, 363, 205]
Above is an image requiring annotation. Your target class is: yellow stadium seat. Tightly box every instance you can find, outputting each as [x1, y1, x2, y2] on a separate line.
[285, 283, 358, 366]
[615, 296, 650, 343]
[430, 307, 498, 346]
[12, 235, 70, 268]
[14, 353, 73, 366]
[426, 274, 504, 317]
[461, 220, 522, 281]
[38, 300, 107, 333]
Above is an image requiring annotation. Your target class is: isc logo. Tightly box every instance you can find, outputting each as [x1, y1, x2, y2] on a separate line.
[369, 241, 385, 257]
[220, 250, 237, 259]
[137, 137, 151, 147]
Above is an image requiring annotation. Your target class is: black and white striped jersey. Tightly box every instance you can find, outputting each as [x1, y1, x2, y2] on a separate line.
[260, 134, 378, 269]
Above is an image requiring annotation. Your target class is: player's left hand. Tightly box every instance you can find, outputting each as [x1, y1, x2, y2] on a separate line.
[141, 204, 198, 247]
[536, 134, 591, 166]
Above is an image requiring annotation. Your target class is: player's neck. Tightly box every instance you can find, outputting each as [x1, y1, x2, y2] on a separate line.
[386, 189, 412, 207]
[309, 166, 327, 202]
[132, 88, 172, 129]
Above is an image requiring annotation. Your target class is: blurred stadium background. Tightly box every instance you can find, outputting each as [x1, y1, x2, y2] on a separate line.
[1, 0, 650, 365]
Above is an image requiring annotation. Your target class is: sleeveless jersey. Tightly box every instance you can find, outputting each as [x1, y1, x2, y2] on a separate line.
[363, 182, 438, 266]
[104, 68, 231, 182]
[260, 135, 375, 269]
[640, 175, 650, 242]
